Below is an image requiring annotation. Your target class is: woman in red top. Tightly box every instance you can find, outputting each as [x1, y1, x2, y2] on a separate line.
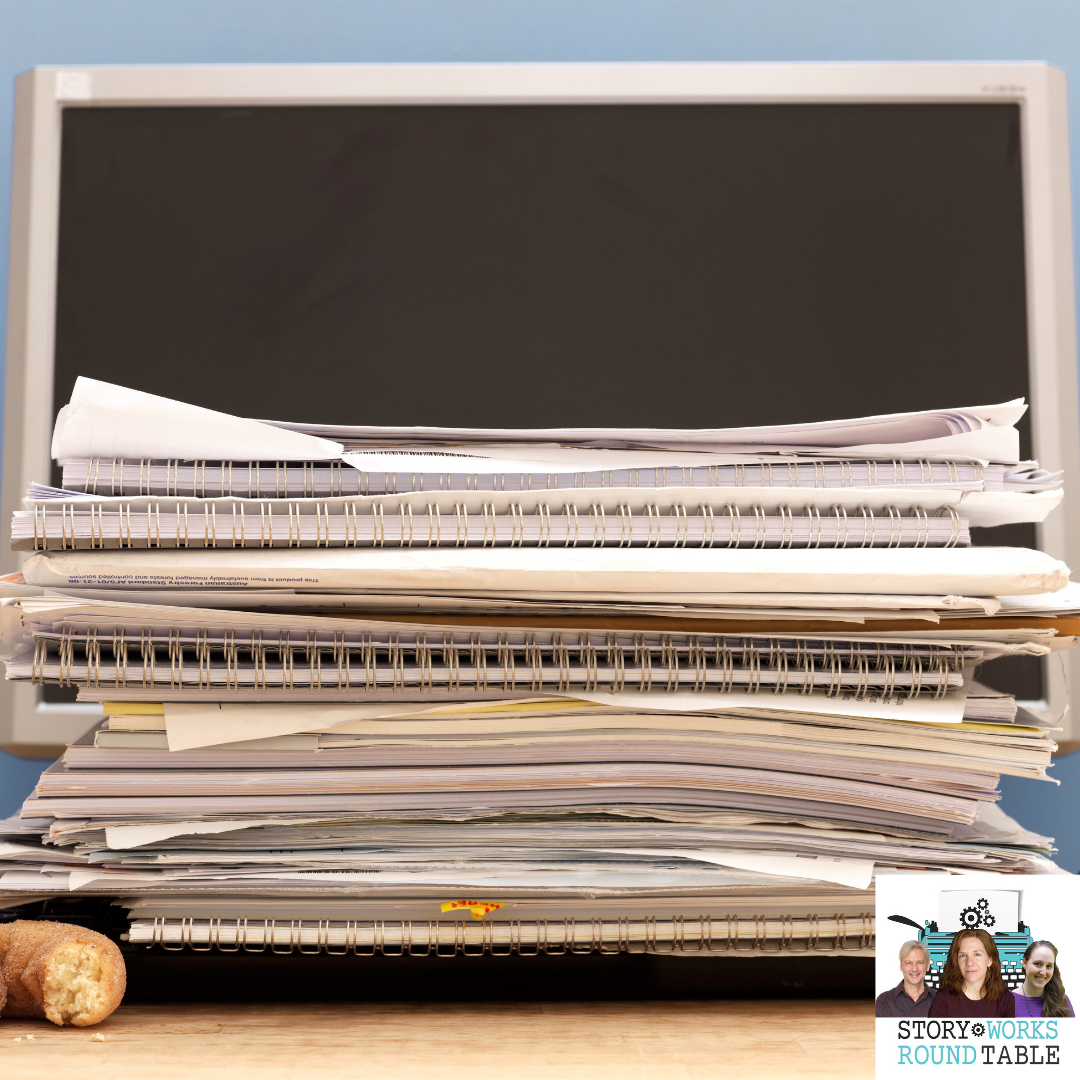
[928, 929, 1015, 1017]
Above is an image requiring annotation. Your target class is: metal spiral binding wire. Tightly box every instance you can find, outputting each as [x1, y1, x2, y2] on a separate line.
[27, 627, 965, 697]
[68, 456, 986, 498]
[935, 505, 963, 547]
[138, 913, 874, 956]
[25, 496, 970, 551]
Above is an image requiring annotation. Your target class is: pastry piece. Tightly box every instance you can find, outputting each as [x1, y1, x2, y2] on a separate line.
[0, 920, 126, 1026]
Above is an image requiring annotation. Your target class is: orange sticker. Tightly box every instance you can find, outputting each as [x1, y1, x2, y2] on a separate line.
[440, 900, 508, 920]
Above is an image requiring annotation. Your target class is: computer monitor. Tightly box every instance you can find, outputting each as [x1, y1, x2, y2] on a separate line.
[2, 63, 1077, 752]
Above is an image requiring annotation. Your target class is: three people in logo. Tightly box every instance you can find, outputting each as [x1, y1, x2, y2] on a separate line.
[877, 932, 1075, 1018]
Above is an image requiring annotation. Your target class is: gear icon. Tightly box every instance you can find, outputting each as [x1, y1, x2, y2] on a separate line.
[960, 905, 982, 928]
[983, 914, 995, 928]
[977, 898, 991, 912]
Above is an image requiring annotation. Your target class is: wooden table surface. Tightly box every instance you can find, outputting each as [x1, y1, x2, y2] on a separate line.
[3, 1000, 874, 1079]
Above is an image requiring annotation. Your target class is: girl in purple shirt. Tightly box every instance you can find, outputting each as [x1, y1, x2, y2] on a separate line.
[929, 929, 1015, 1018]
[1013, 940, 1075, 1018]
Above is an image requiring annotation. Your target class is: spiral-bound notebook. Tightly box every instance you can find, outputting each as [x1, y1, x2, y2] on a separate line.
[46, 893, 874, 959]
[120, 907, 876, 959]
[5, 600, 1047, 714]
[57, 456, 1059, 498]
[14, 494, 977, 551]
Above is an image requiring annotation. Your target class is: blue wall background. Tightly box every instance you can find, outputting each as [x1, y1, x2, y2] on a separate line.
[1, 0, 1079, 871]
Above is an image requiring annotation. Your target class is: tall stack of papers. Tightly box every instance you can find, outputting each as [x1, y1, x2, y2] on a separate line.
[0, 378, 1073, 956]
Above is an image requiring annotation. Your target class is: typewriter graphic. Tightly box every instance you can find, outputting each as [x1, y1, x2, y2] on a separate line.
[888, 890, 1033, 991]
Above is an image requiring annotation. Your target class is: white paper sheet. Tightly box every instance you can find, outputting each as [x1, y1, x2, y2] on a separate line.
[602, 849, 875, 889]
[53, 381, 1030, 463]
[559, 688, 967, 725]
[160, 683, 966, 748]
[0, 841, 73, 862]
[147, 683, 996, 747]
[52, 377, 342, 462]
[148, 684, 968, 752]
[164, 700, 472, 751]
[104, 818, 300, 849]
[281, 400, 1028, 459]
[958, 489, 1063, 526]
[997, 579, 1080, 614]
[21, 545, 1070, 597]
[67, 869, 175, 891]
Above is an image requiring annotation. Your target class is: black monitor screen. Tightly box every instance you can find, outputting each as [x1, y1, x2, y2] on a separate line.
[54, 102, 1028, 446]
[48, 100, 1039, 698]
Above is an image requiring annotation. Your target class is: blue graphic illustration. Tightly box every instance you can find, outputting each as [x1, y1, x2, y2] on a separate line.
[889, 892, 1035, 991]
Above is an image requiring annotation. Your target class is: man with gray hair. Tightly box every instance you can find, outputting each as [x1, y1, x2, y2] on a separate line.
[875, 940, 936, 1016]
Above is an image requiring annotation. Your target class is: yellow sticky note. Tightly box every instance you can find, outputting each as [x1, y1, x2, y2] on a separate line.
[440, 900, 507, 920]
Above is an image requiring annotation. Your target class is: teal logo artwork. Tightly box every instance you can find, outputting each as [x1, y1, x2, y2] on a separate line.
[888, 890, 1034, 991]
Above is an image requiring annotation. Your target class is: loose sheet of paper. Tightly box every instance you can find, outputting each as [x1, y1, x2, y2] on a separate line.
[559, 688, 967, 724]
[52, 377, 342, 462]
[21, 545, 1071, 597]
[601, 848, 875, 889]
